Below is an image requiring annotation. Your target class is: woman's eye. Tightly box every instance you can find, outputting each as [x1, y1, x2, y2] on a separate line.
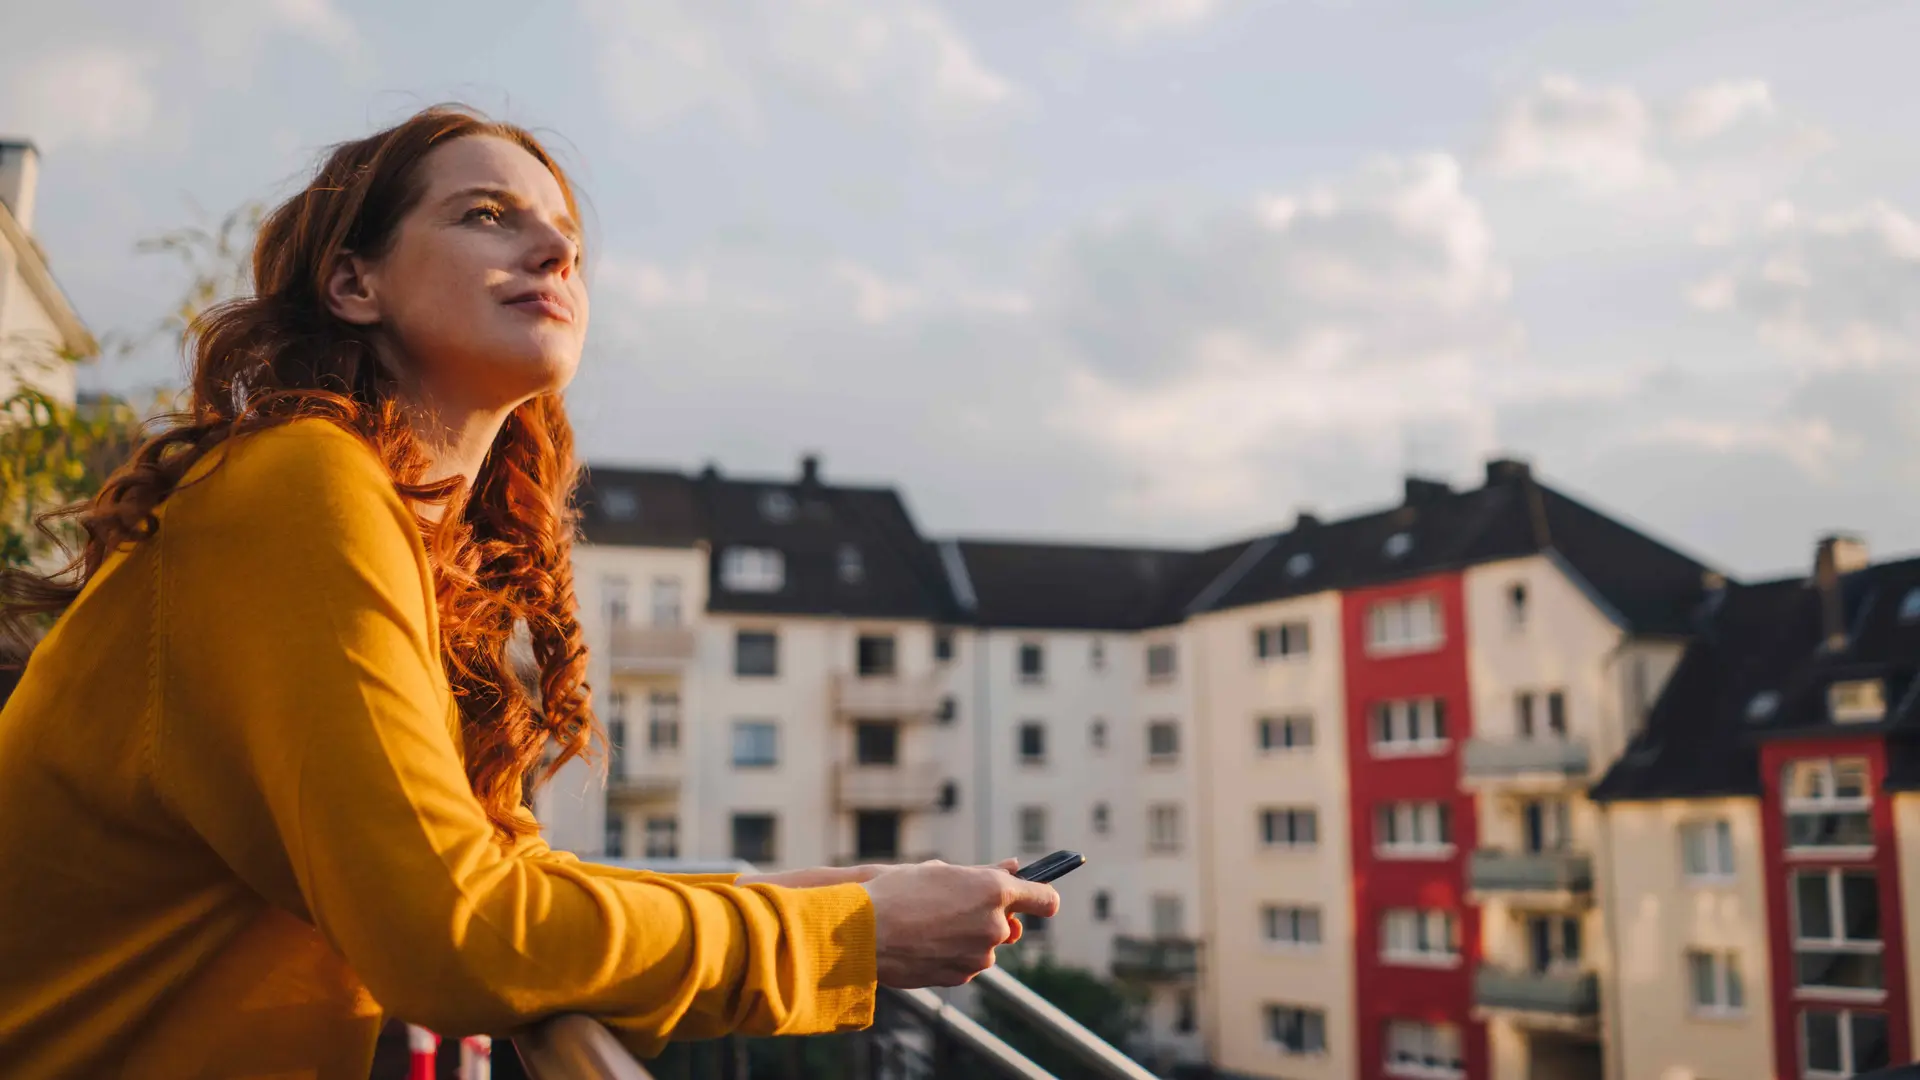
[466, 204, 504, 223]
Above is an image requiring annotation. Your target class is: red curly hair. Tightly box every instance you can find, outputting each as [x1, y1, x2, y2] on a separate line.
[0, 105, 597, 844]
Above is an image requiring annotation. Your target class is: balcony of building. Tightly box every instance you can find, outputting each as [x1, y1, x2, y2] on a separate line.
[832, 671, 943, 720]
[832, 761, 945, 812]
[1109, 936, 1200, 983]
[1461, 736, 1591, 791]
[1468, 849, 1593, 909]
[607, 623, 697, 674]
[606, 752, 681, 803]
[1473, 966, 1600, 1033]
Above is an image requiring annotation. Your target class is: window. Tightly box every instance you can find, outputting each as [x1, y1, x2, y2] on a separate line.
[604, 813, 625, 858]
[1371, 699, 1448, 755]
[1090, 639, 1106, 671]
[1526, 915, 1583, 974]
[1385, 1020, 1463, 1079]
[734, 630, 779, 677]
[1681, 819, 1736, 881]
[1793, 869, 1883, 993]
[934, 628, 955, 662]
[1784, 758, 1874, 851]
[1093, 890, 1112, 921]
[1018, 722, 1047, 765]
[1901, 588, 1920, 624]
[1508, 582, 1529, 630]
[1803, 1008, 1890, 1078]
[1262, 904, 1322, 948]
[936, 696, 958, 724]
[1146, 642, 1177, 682]
[1263, 1004, 1326, 1055]
[855, 810, 900, 860]
[731, 813, 777, 863]
[854, 720, 899, 766]
[837, 543, 865, 585]
[1383, 532, 1414, 559]
[1149, 805, 1182, 853]
[758, 490, 794, 521]
[1175, 991, 1196, 1034]
[1147, 720, 1180, 763]
[1018, 642, 1045, 683]
[1367, 596, 1442, 654]
[1152, 894, 1184, 937]
[604, 577, 631, 626]
[608, 689, 630, 721]
[939, 781, 959, 811]
[1285, 552, 1314, 577]
[720, 547, 785, 593]
[1254, 622, 1311, 660]
[650, 577, 682, 627]
[1687, 950, 1745, 1015]
[1519, 799, 1572, 854]
[1829, 680, 1886, 724]
[1382, 909, 1459, 964]
[648, 691, 681, 751]
[1260, 807, 1318, 850]
[731, 721, 778, 768]
[601, 487, 638, 520]
[1258, 715, 1314, 751]
[1377, 802, 1452, 856]
[607, 719, 627, 778]
[644, 815, 678, 858]
[856, 633, 897, 677]
[1019, 806, 1048, 854]
[1747, 690, 1782, 722]
[1089, 718, 1108, 751]
[1516, 690, 1568, 737]
[1092, 802, 1110, 834]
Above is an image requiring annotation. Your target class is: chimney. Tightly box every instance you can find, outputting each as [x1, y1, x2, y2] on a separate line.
[0, 140, 39, 231]
[1403, 476, 1451, 505]
[1294, 509, 1321, 530]
[799, 453, 821, 486]
[1813, 534, 1869, 651]
[697, 460, 721, 482]
[1485, 457, 1532, 487]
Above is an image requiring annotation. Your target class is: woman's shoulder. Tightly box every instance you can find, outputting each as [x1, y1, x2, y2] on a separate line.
[170, 418, 411, 544]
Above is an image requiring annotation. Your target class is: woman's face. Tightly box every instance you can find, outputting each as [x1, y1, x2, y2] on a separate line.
[336, 135, 590, 415]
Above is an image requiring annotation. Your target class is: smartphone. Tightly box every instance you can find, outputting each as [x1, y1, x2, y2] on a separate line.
[1014, 849, 1086, 884]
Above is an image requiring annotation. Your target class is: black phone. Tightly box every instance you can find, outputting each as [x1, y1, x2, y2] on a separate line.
[1014, 849, 1086, 884]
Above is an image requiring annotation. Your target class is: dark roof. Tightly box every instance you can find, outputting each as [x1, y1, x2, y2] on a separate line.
[577, 467, 706, 548]
[1592, 556, 1920, 802]
[951, 540, 1212, 632]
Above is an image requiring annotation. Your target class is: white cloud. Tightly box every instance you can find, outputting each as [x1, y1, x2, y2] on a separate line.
[1483, 76, 1667, 193]
[579, 0, 1017, 138]
[1077, 0, 1232, 39]
[2, 45, 157, 150]
[1669, 79, 1774, 143]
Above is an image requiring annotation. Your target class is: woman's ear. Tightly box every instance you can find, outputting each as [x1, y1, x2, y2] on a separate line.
[323, 252, 381, 326]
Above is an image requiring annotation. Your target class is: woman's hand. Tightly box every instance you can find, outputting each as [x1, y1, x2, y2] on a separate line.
[733, 865, 889, 889]
[860, 859, 1058, 988]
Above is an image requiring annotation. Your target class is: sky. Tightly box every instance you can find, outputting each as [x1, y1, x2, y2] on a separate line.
[6, 0, 1920, 578]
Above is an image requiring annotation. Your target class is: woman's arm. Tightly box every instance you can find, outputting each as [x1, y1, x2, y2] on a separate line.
[148, 424, 874, 1049]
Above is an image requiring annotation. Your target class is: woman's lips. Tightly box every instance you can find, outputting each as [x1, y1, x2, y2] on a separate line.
[505, 294, 575, 323]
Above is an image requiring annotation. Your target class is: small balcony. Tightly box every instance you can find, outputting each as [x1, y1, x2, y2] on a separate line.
[833, 672, 943, 720]
[1469, 850, 1593, 907]
[1461, 736, 1590, 790]
[607, 754, 681, 802]
[1474, 967, 1600, 1031]
[1110, 936, 1200, 982]
[608, 624, 697, 673]
[833, 761, 945, 811]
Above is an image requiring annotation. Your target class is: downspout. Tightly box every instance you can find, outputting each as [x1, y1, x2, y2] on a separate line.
[1593, 797, 1625, 1080]
[976, 623, 992, 864]
[1189, 615, 1220, 1067]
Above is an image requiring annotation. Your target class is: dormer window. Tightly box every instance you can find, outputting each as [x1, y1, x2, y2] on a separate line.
[721, 547, 785, 593]
[601, 488, 639, 521]
[1901, 588, 1920, 624]
[1746, 690, 1781, 723]
[759, 490, 795, 522]
[1383, 532, 1414, 560]
[837, 543, 865, 585]
[1829, 680, 1886, 725]
[1285, 553, 1314, 578]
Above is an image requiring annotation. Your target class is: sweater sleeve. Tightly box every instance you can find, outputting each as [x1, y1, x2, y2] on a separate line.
[148, 423, 874, 1048]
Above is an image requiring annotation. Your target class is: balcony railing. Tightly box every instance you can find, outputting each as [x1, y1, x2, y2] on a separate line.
[1469, 849, 1593, 900]
[1474, 966, 1600, 1019]
[832, 672, 943, 719]
[608, 624, 696, 672]
[607, 754, 681, 802]
[833, 761, 945, 810]
[1461, 736, 1590, 786]
[509, 859, 1162, 1080]
[1109, 935, 1200, 982]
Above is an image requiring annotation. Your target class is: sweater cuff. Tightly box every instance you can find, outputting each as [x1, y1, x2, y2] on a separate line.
[772, 881, 877, 1032]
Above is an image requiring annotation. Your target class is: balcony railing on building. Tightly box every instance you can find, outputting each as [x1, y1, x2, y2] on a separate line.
[833, 760, 945, 811]
[607, 752, 681, 802]
[608, 623, 697, 673]
[1461, 736, 1590, 790]
[1109, 935, 1200, 982]
[1474, 966, 1600, 1031]
[832, 671, 943, 720]
[1469, 849, 1593, 907]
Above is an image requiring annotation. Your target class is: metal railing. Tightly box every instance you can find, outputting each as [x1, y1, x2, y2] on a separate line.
[1109, 935, 1201, 981]
[1460, 736, 1590, 783]
[1474, 965, 1600, 1017]
[1468, 848, 1594, 895]
[506, 859, 1159, 1080]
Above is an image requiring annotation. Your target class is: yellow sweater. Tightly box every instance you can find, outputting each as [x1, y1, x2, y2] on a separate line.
[0, 420, 876, 1078]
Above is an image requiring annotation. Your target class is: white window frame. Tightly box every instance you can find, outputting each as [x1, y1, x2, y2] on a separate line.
[1783, 758, 1874, 856]
[649, 576, 683, 627]
[1686, 949, 1745, 1017]
[1802, 1007, 1890, 1080]
[1366, 596, 1444, 656]
[643, 815, 679, 859]
[603, 812, 626, 858]
[1260, 807, 1319, 851]
[1152, 894, 1184, 938]
[1148, 804, 1183, 853]
[1792, 868, 1885, 998]
[1377, 801, 1453, 858]
[730, 720, 779, 768]
[1371, 698, 1449, 756]
[1680, 819, 1736, 882]
[1019, 806, 1048, 853]
[1258, 714, 1315, 752]
[1263, 1003, 1327, 1056]
[1254, 621, 1312, 661]
[1385, 1019, 1464, 1080]
[1828, 680, 1886, 724]
[1381, 909, 1460, 967]
[1262, 904, 1322, 950]
[720, 546, 785, 593]
[603, 575, 631, 626]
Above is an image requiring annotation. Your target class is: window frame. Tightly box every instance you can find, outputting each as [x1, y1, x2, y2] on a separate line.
[1376, 801, 1454, 858]
[1147, 719, 1181, 763]
[1680, 818, 1736, 883]
[1792, 868, 1885, 998]
[1145, 642, 1178, 683]
[1783, 758, 1875, 856]
[1253, 621, 1312, 661]
[1148, 803, 1183, 853]
[1259, 807, 1320, 851]
[731, 720, 780, 769]
[1381, 909, 1461, 967]
[1384, 1019, 1464, 1080]
[1370, 698, 1449, 757]
[1366, 596, 1444, 656]
[1802, 1007, 1891, 1079]
[643, 814, 679, 859]
[1018, 721, 1048, 766]
[733, 629, 780, 678]
[1258, 714, 1315, 752]
[1261, 904, 1323, 950]
[1262, 1003, 1327, 1056]
[1018, 805, 1048, 854]
[720, 546, 786, 593]
[1686, 949, 1746, 1017]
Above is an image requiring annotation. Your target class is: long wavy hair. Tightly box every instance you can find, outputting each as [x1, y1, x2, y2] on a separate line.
[0, 105, 596, 844]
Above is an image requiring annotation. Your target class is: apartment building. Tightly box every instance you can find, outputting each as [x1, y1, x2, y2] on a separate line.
[0, 139, 92, 404]
[1593, 538, 1920, 1080]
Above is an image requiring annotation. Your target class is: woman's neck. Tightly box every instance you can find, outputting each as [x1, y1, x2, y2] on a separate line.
[404, 400, 514, 524]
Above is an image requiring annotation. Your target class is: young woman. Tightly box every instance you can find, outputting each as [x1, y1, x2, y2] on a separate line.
[0, 105, 1056, 1079]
